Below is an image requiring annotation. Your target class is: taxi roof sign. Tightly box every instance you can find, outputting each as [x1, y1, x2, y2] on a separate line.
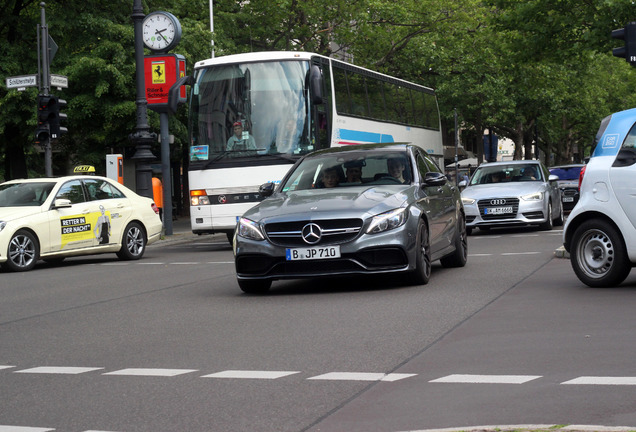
[73, 165, 95, 174]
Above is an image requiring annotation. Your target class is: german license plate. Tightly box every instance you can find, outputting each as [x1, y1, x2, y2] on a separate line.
[286, 246, 341, 261]
[484, 206, 513, 215]
[563, 197, 574, 202]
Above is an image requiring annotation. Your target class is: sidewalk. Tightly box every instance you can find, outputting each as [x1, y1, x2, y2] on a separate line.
[152, 216, 226, 245]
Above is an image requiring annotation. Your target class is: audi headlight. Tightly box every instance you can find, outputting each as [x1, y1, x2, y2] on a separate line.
[367, 208, 407, 234]
[462, 197, 476, 205]
[521, 191, 544, 201]
[237, 217, 265, 240]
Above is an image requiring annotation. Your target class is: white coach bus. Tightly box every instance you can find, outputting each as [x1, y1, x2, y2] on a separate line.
[187, 51, 443, 240]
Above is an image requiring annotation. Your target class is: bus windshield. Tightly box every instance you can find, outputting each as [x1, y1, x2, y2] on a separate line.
[189, 60, 317, 163]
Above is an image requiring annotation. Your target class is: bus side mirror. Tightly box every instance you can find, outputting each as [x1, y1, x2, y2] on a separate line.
[309, 65, 323, 105]
[168, 75, 194, 114]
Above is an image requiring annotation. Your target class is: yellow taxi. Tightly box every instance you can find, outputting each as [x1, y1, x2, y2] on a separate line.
[0, 170, 162, 271]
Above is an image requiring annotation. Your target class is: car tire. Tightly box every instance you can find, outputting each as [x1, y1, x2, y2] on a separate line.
[466, 227, 473, 235]
[570, 219, 631, 287]
[238, 278, 272, 294]
[409, 221, 431, 285]
[3, 230, 39, 272]
[554, 202, 564, 226]
[440, 213, 468, 268]
[116, 222, 147, 260]
[540, 202, 553, 230]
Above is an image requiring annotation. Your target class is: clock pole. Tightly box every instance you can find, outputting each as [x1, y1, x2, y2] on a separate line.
[129, 0, 156, 199]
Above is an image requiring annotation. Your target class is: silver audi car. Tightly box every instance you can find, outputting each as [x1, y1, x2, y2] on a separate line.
[461, 160, 563, 234]
[233, 143, 467, 294]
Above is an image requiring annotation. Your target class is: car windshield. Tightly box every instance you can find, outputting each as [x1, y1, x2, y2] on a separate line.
[0, 182, 56, 207]
[549, 166, 582, 180]
[469, 164, 542, 185]
[281, 150, 413, 191]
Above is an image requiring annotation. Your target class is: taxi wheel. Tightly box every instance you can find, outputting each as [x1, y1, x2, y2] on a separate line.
[4, 230, 39, 272]
[116, 222, 146, 260]
[409, 221, 431, 285]
[570, 219, 631, 288]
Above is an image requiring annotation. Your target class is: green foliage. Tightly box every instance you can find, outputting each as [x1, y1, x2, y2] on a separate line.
[1, 0, 635, 180]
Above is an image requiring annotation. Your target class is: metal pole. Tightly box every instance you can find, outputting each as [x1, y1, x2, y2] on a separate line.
[209, 0, 215, 58]
[130, 0, 156, 199]
[160, 112, 173, 235]
[40, 2, 52, 177]
[454, 108, 459, 185]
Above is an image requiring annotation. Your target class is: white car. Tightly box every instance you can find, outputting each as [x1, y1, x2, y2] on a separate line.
[0, 174, 163, 271]
[461, 160, 563, 234]
[564, 107, 636, 287]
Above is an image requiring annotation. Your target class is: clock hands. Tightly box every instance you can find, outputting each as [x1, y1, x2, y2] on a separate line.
[155, 28, 168, 42]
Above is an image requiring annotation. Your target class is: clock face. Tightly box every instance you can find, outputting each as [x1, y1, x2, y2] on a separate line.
[142, 12, 181, 52]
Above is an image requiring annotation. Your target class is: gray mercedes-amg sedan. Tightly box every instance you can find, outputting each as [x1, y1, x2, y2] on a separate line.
[233, 143, 467, 294]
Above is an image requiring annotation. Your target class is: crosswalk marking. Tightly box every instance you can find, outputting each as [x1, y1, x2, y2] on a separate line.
[429, 374, 542, 384]
[14, 367, 104, 375]
[103, 368, 197, 377]
[201, 370, 300, 379]
[561, 376, 636, 385]
[308, 372, 416, 382]
[5, 366, 636, 385]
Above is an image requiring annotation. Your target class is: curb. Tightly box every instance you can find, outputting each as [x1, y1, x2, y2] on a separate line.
[401, 425, 636, 432]
[555, 246, 570, 259]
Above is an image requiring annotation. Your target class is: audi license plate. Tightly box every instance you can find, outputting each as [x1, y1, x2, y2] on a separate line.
[286, 246, 341, 261]
[484, 206, 513, 215]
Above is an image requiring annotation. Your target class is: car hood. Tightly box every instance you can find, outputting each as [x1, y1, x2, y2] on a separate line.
[461, 182, 547, 200]
[0, 206, 45, 221]
[244, 185, 412, 223]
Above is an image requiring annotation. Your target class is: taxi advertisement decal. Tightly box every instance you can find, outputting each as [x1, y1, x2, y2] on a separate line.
[60, 207, 111, 247]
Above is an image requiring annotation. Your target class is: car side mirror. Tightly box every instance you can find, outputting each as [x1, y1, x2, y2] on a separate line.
[458, 180, 467, 188]
[422, 172, 448, 187]
[548, 174, 559, 182]
[53, 198, 72, 208]
[258, 182, 276, 198]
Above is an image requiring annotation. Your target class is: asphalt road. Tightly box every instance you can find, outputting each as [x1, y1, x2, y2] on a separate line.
[1, 226, 635, 432]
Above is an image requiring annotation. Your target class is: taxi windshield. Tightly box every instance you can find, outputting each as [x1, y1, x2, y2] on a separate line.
[0, 182, 56, 207]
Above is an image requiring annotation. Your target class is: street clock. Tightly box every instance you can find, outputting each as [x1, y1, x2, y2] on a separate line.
[142, 11, 182, 53]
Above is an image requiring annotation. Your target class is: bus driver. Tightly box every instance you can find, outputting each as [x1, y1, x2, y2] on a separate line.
[227, 121, 257, 154]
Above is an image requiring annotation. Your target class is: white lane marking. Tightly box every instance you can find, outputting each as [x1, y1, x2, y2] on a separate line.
[511, 234, 539, 237]
[103, 368, 197, 377]
[0, 366, 15, 371]
[202, 370, 299, 379]
[14, 367, 104, 375]
[468, 253, 493, 257]
[562, 376, 636, 385]
[138, 262, 166, 265]
[0, 427, 55, 432]
[501, 252, 541, 256]
[307, 372, 415, 381]
[171, 262, 201, 265]
[430, 374, 542, 384]
[207, 261, 235, 264]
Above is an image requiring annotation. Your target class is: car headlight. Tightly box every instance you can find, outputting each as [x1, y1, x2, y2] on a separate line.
[462, 197, 476, 205]
[0, 221, 5, 233]
[521, 191, 544, 201]
[367, 208, 407, 234]
[237, 217, 265, 240]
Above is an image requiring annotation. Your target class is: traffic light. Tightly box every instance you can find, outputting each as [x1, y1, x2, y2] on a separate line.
[35, 95, 52, 144]
[611, 22, 636, 65]
[48, 96, 68, 140]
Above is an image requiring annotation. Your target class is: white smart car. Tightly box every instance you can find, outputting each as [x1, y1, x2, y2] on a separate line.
[0, 173, 163, 271]
[563, 107, 636, 287]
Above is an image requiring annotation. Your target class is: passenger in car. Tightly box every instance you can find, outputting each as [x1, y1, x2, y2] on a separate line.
[321, 166, 341, 188]
[344, 160, 364, 183]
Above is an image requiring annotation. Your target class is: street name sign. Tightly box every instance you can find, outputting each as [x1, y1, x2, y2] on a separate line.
[6, 75, 38, 89]
[51, 74, 68, 88]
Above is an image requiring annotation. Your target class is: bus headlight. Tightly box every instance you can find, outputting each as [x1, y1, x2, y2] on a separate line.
[367, 208, 407, 234]
[190, 190, 210, 206]
[237, 217, 265, 241]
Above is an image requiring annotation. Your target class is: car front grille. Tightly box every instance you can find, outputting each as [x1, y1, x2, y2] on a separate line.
[477, 198, 520, 220]
[264, 219, 363, 247]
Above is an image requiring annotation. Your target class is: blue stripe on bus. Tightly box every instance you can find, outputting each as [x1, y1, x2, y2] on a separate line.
[340, 129, 395, 143]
